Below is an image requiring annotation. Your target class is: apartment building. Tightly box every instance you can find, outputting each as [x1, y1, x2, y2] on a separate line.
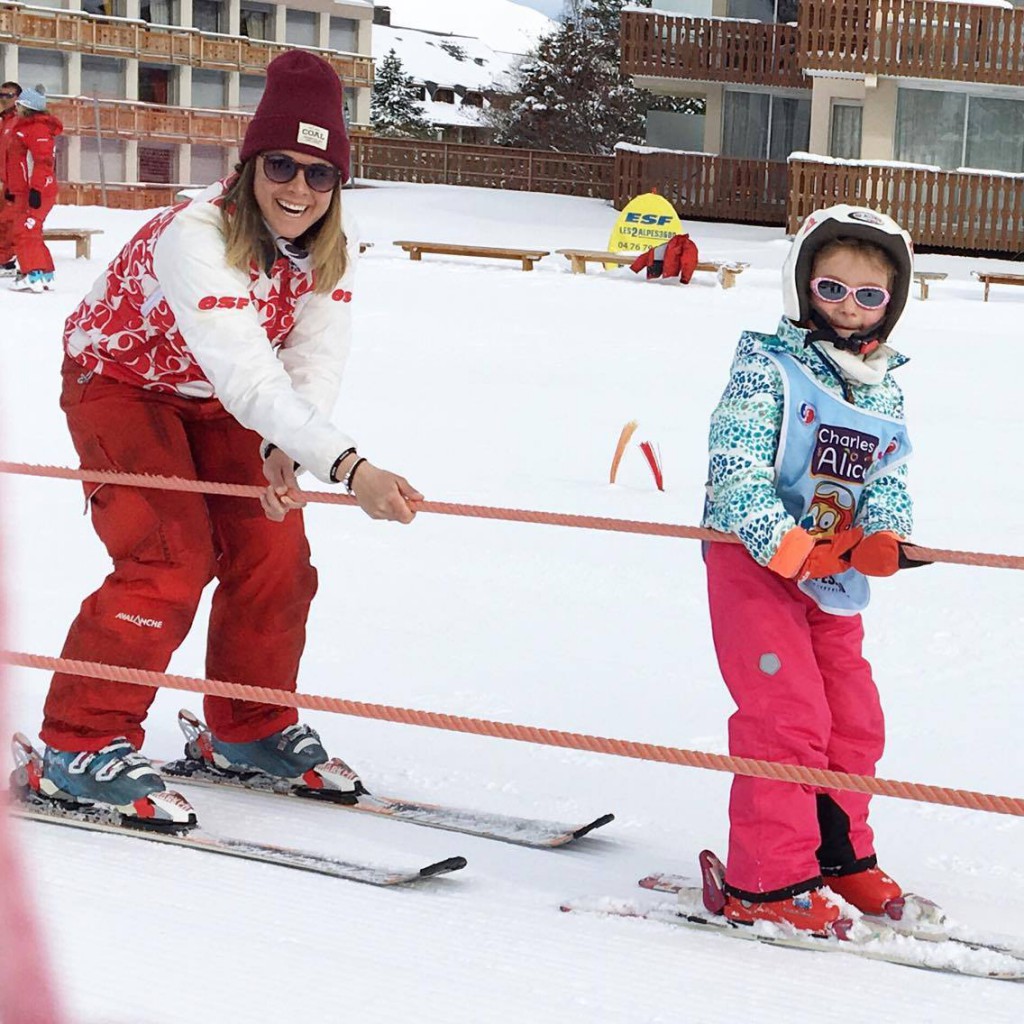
[0, 0, 374, 187]
[626, 0, 1024, 178]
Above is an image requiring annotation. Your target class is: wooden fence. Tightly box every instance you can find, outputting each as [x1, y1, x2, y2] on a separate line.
[789, 158, 1024, 254]
[349, 137, 614, 199]
[615, 147, 789, 225]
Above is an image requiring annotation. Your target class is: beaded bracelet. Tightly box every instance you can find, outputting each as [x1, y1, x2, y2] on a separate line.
[329, 447, 357, 484]
[344, 457, 367, 495]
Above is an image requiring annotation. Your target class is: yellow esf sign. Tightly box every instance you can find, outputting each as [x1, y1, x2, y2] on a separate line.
[608, 193, 682, 255]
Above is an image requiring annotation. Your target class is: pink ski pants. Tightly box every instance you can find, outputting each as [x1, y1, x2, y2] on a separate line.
[705, 541, 884, 896]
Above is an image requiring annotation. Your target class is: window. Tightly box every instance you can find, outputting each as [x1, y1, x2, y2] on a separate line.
[433, 88, 455, 104]
[82, 0, 127, 16]
[192, 145, 227, 185]
[81, 136, 126, 183]
[462, 92, 484, 108]
[17, 49, 66, 97]
[192, 69, 227, 109]
[897, 88, 1024, 174]
[239, 74, 264, 112]
[240, 3, 272, 41]
[830, 103, 863, 160]
[965, 96, 1024, 173]
[139, 65, 174, 105]
[722, 90, 809, 160]
[330, 17, 358, 53]
[343, 86, 357, 125]
[81, 55, 125, 99]
[895, 89, 966, 169]
[726, 0, 798, 23]
[139, 142, 175, 184]
[286, 10, 317, 48]
[140, 1, 180, 26]
[193, 0, 224, 34]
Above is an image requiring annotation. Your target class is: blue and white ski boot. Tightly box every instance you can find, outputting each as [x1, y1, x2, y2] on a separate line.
[11, 733, 197, 831]
[179, 709, 365, 803]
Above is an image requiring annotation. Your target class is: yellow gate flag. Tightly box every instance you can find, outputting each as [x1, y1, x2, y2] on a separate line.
[607, 192, 682, 261]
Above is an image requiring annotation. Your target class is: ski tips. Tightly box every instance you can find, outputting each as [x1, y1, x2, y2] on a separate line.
[418, 855, 468, 878]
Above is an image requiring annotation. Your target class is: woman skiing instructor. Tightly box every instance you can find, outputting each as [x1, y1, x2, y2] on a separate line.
[31, 51, 421, 827]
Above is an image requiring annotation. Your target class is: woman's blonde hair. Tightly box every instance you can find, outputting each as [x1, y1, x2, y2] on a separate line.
[220, 159, 348, 293]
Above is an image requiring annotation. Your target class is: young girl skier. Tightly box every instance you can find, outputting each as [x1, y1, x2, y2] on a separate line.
[702, 203, 919, 935]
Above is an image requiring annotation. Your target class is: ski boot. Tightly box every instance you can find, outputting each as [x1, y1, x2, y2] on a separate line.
[10, 733, 197, 832]
[0, 259, 17, 278]
[823, 865, 904, 919]
[9, 270, 47, 293]
[178, 709, 365, 803]
[697, 849, 854, 940]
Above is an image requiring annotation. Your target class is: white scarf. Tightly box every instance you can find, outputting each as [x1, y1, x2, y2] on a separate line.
[817, 339, 892, 386]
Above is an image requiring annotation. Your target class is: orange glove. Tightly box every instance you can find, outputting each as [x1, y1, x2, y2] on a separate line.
[848, 530, 905, 577]
[768, 526, 864, 582]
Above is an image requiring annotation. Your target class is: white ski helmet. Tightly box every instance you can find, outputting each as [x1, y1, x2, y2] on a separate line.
[782, 204, 914, 345]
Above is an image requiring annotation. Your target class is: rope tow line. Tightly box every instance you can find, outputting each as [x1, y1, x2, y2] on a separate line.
[2, 461, 1021, 570]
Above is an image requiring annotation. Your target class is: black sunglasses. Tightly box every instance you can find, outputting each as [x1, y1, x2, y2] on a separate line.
[261, 153, 340, 193]
[0, 92, 18, 99]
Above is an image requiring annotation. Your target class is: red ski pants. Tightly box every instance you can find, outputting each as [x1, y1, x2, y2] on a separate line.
[41, 358, 318, 752]
[706, 542, 884, 896]
[10, 190, 56, 274]
[0, 194, 16, 264]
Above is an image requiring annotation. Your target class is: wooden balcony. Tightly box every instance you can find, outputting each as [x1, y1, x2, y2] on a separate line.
[0, 2, 374, 84]
[799, 0, 1024, 84]
[51, 95, 251, 146]
[620, 9, 806, 89]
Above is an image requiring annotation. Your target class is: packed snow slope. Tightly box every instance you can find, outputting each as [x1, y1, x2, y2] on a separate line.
[2, 182, 1023, 1023]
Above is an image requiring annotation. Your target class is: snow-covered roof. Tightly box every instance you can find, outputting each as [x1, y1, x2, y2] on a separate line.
[373, 0, 555, 56]
[374, 25, 518, 92]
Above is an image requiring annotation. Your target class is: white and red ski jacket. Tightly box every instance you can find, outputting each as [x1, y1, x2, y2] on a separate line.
[64, 179, 360, 483]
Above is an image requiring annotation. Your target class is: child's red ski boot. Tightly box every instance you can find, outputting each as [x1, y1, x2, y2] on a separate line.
[825, 866, 905, 919]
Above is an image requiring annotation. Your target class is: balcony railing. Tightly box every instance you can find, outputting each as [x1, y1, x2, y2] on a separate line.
[0, 2, 374, 83]
[620, 10, 805, 89]
[799, 0, 1024, 83]
[52, 95, 251, 146]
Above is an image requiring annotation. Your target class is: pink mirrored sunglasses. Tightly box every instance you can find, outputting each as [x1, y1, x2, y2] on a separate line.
[811, 277, 891, 310]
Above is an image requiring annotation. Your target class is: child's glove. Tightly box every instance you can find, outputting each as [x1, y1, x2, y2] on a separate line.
[848, 530, 931, 576]
[768, 526, 864, 582]
[27, 189, 41, 209]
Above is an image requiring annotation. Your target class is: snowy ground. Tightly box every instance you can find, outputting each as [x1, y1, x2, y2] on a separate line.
[2, 181, 1023, 1022]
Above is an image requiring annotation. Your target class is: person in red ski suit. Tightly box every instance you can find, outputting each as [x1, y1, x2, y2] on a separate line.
[5, 86, 62, 292]
[33, 51, 423, 828]
[0, 79, 22, 275]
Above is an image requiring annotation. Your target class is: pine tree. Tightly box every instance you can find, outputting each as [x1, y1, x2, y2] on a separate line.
[371, 48, 433, 139]
[490, 0, 703, 155]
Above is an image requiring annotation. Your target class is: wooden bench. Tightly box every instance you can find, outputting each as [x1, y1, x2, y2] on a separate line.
[971, 270, 1024, 302]
[555, 248, 748, 289]
[358, 241, 373, 254]
[394, 239, 549, 272]
[43, 228, 104, 259]
[913, 271, 948, 300]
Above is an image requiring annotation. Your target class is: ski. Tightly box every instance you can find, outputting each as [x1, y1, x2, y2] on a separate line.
[638, 869, 1024, 960]
[561, 862, 1024, 984]
[160, 755, 613, 849]
[560, 893, 1024, 982]
[10, 790, 467, 886]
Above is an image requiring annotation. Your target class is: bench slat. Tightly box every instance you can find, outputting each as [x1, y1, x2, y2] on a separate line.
[554, 248, 747, 288]
[393, 240, 549, 271]
[43, 228, 104, 259]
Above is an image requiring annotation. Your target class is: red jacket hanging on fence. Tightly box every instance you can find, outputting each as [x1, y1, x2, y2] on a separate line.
[630, 233, 700, 284]
[5, 110, 63, 274]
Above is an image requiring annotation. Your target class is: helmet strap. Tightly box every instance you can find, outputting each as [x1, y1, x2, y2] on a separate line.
[805, 309, 882, 356]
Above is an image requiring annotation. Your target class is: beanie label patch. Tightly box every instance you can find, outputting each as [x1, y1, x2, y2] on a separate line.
[297, 122, 329, 151]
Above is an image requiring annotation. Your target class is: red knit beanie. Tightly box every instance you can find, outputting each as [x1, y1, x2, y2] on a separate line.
[240, 51, 350, 180]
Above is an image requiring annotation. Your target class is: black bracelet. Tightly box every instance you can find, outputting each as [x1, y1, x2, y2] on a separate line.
[344, 457, 367, 495]
[329, 447, 357, 484]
